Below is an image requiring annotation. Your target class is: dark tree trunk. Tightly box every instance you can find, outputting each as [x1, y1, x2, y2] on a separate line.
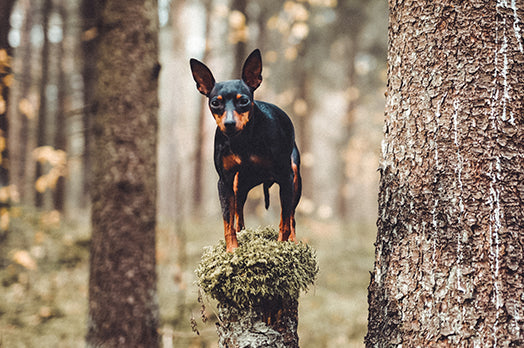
[86, 0, 160, 347]
[0, 0, 15, 234]
[35, 0, 52, 208]
[53, 0, 67, 211]
[80, 0, 104, 208]
[10, 0, 35, 205]
[367, 1, 524, 346]
[0, 0, 16, 192]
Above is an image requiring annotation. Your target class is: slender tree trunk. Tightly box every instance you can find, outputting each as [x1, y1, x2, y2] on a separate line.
[336, 35, 357, 219]
[0, 0, 15, 234]
[193, 0, 212, 213]
[335, 2, 366, 219]
[231, 0, 248, 75]
[11, 0, 36, 206]
[80, 0, 104, 208]
[54, 0, 67, 211]
[293, 46, 312, 207]
[35, 0, 52, 208]
[86, 0, 160, 346]
[0, 0, 16, 182]
[367, 1, 524, 346]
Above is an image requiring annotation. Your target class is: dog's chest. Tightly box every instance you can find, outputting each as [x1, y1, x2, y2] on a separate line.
[221, 152, 272, 172]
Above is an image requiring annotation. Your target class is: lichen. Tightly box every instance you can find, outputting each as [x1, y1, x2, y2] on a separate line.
[196, 227, 318, 310]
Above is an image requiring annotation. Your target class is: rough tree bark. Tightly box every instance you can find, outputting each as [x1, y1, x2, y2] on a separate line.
[367, 1, 524, 346]
[86, 0, 160, 347]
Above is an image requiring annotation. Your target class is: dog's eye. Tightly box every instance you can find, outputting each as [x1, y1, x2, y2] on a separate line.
[238, 97, 250, 106]
[210, 99, 222, 108]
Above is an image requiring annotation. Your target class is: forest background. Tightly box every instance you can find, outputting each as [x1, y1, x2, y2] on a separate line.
[0, 0, 387, 346]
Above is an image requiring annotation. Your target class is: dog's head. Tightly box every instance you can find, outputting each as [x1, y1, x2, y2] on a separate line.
[190, 49, 262, 137]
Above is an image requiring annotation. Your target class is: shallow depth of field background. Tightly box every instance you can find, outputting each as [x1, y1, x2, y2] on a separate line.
[1, 0, 387, 346]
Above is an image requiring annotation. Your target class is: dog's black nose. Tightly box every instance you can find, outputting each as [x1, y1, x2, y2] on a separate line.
[224, 120, 236, 131]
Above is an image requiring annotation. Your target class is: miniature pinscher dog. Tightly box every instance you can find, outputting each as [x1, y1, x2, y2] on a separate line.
[190, 49, 302, 252]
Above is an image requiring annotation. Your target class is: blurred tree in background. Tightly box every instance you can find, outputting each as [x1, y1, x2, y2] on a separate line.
[0, 0, 17, 241]
[86, 0, 160, 346]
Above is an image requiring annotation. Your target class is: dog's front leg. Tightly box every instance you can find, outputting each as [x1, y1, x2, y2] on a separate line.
[218, 178, 238, 252]
[233, 172, 249, 233]
[278, 174, 295, 242]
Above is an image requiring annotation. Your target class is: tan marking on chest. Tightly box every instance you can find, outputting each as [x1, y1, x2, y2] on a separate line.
[222, 154, 242, 170]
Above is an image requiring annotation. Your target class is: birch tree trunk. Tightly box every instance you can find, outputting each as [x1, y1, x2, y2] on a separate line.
[367, 1, 524, 346]
[86, 0, 160, 346]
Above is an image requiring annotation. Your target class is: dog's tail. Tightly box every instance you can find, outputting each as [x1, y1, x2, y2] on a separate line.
[263, 182, 273, 209]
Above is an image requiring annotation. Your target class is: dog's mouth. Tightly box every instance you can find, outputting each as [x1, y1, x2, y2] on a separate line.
[223, 128, 241, 137]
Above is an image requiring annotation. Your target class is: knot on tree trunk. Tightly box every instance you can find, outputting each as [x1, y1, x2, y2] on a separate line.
[196, 227, 318, 347]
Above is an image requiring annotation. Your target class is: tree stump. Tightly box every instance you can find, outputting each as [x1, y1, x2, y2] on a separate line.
[196, 227, 318, 348]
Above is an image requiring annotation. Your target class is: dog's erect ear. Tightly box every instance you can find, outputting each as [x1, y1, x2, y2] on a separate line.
[241, 49, 262, 91]
[190, 58, 216, 96]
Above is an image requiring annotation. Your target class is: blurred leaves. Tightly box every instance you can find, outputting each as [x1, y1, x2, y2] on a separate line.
[19, 98, 36, 119]
[33, 146, 67, 193]
[0, 49, 12, 115]
[228, 10, 248, 44]
[12, 249, 37, 270]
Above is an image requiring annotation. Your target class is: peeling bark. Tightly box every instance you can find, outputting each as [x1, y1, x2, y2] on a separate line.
[367, 1, 524, 347]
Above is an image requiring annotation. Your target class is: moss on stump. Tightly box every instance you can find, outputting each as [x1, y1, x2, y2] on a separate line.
[196, 227, 318, 347]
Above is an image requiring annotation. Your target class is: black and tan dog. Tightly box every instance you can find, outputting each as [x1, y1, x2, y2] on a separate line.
[190, 49, 301, 252]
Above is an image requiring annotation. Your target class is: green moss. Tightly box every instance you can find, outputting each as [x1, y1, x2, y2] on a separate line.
[196, 227, 318, 310]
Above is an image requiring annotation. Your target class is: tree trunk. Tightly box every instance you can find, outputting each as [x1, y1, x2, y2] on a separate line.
[9, 0, 35, 206]
[0, 0, 15, 235]
[197, 227, 317, 348]
[53, 0, 67, 212]
[86, 0, 160, 347]
[0, 0, 16, 203]
[335, 1, 365, 219]
[216, 298, 299, 348]
[35, 0, 52, 208]
[231, 0, 248, 75]
[367, 1, 524, 347]
[80, 0, 104, 208]
[192, 0, 212, 213]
